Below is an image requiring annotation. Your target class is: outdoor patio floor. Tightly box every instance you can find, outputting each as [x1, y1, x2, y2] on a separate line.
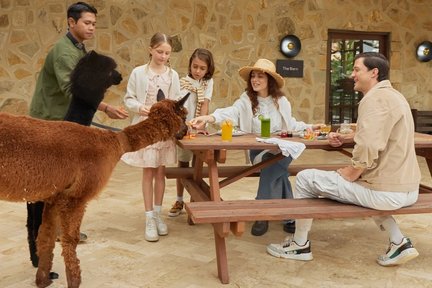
[1, 149, 432, 287]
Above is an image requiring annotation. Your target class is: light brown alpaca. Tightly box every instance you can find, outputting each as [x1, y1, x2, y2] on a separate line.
[0, 94, 189, 288]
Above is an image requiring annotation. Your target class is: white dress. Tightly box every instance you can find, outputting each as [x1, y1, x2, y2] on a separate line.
[121, 68, 176, 168]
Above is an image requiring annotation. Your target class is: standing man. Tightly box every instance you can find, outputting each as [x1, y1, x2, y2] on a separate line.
[27, 1, 128, 271]
[267, 52, 421, 266]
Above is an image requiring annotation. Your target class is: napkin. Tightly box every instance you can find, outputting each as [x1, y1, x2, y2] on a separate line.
[256, 137, 306, 160]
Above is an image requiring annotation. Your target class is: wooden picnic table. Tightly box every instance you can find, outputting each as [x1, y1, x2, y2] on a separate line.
[173, 132, 432, 284]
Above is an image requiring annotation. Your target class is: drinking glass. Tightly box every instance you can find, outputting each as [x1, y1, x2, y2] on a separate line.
[260, 117, 271, 138]
[186, 122, 197, 139]
[338, 122, 353, 134]
[321, 124, 331, 134]
[221, 119, 233, 141]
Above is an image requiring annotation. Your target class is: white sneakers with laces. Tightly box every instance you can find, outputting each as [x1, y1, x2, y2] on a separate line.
[377, 237, 419, 266]
[145, 212, 169, 242]
[145, 217, 159, 242]
[154, 211, 168, 236]
[267, 237, 313, 261]
[267, 236, 419, 266]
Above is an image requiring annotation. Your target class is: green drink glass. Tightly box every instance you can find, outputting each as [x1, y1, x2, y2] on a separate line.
[260, 117, 271, 138]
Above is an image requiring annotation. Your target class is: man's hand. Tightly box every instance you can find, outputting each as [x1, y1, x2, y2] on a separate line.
[106, 105, 129, 119]
[328, 132, 345, 147]
[337, 166, 364, 182]
[138, 105, 150, 116]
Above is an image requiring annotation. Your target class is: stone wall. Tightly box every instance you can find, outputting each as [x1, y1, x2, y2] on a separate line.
[1, 0, 431, 128]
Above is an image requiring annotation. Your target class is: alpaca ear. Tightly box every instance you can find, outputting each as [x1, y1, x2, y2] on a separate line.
[177, 92, 190, 107]
[156, 89, 165, 102]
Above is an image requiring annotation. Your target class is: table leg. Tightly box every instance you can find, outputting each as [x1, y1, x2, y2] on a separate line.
[206, 154, 231, 283]
[207, 160, 221, 201]
[214, 225, 229, 284]
[187, 156, 204, 224]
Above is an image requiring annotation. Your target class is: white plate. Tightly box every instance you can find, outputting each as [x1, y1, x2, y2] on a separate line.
[216, 130, 248, 136]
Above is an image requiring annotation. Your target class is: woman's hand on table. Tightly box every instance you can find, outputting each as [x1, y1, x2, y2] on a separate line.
[197, 129, 209, 135]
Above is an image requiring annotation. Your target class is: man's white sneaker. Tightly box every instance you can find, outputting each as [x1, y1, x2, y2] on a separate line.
[377, 237, 419, 266]
[145, 217, 159, 242]
[154, 212, 168, 236]
[267, 237, 313, 261]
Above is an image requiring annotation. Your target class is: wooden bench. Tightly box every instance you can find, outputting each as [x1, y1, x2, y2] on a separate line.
[186, 193, 432, 224]
[412, 109, 432, 134]
[165, 163, 347, 179]
[184, 193, 432, 284]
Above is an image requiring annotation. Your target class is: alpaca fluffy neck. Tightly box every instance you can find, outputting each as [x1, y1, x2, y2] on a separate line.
[119, 117, 172, 153]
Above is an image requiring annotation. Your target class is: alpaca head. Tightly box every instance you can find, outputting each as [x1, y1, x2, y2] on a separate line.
[148, 92, 190, 140]
[70, 50, 122, 97]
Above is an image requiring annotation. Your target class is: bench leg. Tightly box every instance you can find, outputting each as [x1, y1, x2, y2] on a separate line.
[214, 228, 229, 284]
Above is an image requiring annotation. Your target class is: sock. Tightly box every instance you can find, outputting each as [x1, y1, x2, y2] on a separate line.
[154, 205, 162, 214]
[292, 219, 312, 246]
[145, 210, 153, 218]
[380, 217, 404, 244]
[293, 230, 308, 246]
[177, 196, 183, 202]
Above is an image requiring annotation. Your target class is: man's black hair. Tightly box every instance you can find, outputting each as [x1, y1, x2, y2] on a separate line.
[67, 2, 98, 22]
[354, 52, 389, 81]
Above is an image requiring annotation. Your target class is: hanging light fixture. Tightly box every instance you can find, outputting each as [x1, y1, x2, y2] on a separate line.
[279, 35, 301, 58]
[416, 41, 432, 62]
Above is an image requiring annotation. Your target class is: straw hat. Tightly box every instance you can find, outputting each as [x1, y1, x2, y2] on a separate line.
[238, 59, 285, 88]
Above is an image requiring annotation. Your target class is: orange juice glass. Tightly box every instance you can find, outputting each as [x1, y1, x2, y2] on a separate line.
[186, 122, 196, 139]
[321, 124, 331, 134]
[221, 119, 233, 141]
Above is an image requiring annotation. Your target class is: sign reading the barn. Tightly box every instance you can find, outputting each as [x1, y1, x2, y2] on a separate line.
[276, 59, 303, 78]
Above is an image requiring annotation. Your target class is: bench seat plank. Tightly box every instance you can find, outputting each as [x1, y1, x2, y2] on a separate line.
[185, 193, 432, 224]
[166, 164, 346, 179]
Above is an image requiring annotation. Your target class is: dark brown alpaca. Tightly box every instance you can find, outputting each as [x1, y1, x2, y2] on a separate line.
[0, 93, 189, 288]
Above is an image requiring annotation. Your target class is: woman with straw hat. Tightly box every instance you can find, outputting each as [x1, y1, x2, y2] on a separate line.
[190, 58, 321, 236]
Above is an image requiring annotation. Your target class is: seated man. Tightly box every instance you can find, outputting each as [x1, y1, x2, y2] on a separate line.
[267, 52, 421, 266]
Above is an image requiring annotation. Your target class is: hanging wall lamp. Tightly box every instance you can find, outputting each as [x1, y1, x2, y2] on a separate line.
[279, 35, 301, 58]
[277, 35, 304, 78]
[416, 41, 432, 62]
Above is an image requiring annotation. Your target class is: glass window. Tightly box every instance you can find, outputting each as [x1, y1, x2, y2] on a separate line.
[326, 31, 390, 124]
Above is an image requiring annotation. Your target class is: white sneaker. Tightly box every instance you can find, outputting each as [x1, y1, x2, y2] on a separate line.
[267, 237, 313, 261]
[154, 212, 168, 236]
[145, 217, 159, 242]
[377, 237, 419, 266]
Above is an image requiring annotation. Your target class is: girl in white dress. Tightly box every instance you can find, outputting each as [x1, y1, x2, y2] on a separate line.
[121, 32, 181, 242]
